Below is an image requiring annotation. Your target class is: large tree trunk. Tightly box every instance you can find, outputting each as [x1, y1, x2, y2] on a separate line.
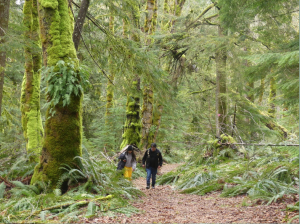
[152, 102, 163, 143]
[105, 14, 115, 122]
[140, 0, 157, 150]
[215, 25, 227, 137]
[104, 13, 116, 151]
[72, 0, 89, 51]
[141, 85, 153, 150]
[265, 76, 287, 138]
[120, 78, 141, 149]
[21, 0, 43, 162]
[31, 0, 82, 188]
[0, 0, 10, 116]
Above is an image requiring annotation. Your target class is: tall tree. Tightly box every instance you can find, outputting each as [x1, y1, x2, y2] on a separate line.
[21, 0, 43, 162]
[31, 0, 83, 188]
[120, 2, 142, 150]
[72, 0, 90, 51]
[105, 12, 115, 124]
[0, 0, 10, 116]
[140, 0, 157, 151]
[215, 16, 227, 137]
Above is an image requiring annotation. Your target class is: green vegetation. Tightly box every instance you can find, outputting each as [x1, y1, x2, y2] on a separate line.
[0, 150, 143, 223]
[158, 144, 299, 206]
[0, 0, 298, 222]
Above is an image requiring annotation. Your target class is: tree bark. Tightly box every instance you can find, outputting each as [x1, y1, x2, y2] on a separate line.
[105, 13, 115, 121]
[31, 0, 82, 188]
[141, 85, 153, 150]
[104, 12, 116, 150]
[0, 0, 10, 116]
[21, 0, 44, 162]
[140, 0, 157, 150]
[120, 78, 141, 149]
[268, 77, 276, 118]
[215, 25, 227, 137]
[72, 0, 89, 51]
[152, 103, 163, 143]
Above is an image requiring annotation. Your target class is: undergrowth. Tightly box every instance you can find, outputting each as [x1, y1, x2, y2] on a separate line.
[157, 144, 299, 207]
[0, 147, 144, 223]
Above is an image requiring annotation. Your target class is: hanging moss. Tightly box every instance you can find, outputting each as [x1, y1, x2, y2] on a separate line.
[31, 0, 82, 189]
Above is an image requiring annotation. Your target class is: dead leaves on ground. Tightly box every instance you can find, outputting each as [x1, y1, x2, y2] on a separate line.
[86, 164, 299, 223]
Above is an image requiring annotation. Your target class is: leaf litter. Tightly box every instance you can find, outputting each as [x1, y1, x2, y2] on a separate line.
[88, 164, 299, 223]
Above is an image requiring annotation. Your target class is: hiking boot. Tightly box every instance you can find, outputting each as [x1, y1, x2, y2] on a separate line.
[146, 186, 150, 189]
[152, 186, 155, 189]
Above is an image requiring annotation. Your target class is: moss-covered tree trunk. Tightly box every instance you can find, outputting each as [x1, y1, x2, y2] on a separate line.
[120, 79, 141, 149]
[140, 0, 157, 151]
[104, 13, 116, 151]
[120, 2, 141, 150]
[105, 14, 115, 123]
[215, 25, 227, 137]
[31, 0, 82, 188]
[141, 85, 153, 150]
[21, 0, 44, 162]
[0, 0, 10, 116]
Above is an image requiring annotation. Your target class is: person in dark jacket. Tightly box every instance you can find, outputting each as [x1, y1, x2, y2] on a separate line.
[142, 143, 163, 189]
[117, 145, 137, 180]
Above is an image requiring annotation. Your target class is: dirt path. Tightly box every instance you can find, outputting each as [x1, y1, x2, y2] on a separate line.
[90, 164, 298, 223]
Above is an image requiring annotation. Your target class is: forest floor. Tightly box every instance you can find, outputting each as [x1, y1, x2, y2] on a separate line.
[87, 164, 299, 224]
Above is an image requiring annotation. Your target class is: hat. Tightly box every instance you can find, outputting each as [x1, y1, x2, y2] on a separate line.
[127, 145, 133, 151]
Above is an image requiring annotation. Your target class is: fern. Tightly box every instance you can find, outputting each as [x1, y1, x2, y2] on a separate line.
[156, 171, 180, 185]
[181, 181, 223, 195]
[0, 182, 6, 198]
[9, 181, 41, 197]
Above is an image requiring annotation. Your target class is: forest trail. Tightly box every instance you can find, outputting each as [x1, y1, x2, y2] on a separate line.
[90, 164, 297, 223]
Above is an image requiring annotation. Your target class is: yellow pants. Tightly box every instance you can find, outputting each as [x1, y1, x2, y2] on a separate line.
[124, 166, 133, 180]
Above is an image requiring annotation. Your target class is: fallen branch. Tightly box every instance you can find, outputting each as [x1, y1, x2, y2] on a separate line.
[0, 176, 15, 188]
[20, 195, 113, 217]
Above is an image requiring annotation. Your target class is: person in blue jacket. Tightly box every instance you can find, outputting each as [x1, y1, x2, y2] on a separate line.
[142, 143, 163, 189]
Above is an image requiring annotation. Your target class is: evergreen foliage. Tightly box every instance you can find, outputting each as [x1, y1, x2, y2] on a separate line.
[0, 0, 298, 222]
[158, 144, 298, 205]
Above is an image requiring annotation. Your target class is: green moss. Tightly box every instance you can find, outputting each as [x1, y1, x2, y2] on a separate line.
[31, 0, 82, 188]
[140, 85, 154, 150]
[207, 134, 237, 157]
[31, 95, 82, 187]
[21, 0, 44, 162]
[120, 80, 141, 149]
[39, 0, 58, 9]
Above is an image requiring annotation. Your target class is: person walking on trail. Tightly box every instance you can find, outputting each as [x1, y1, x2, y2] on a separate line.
[117, 145, 137, 180]
[142, 143, 163, 189]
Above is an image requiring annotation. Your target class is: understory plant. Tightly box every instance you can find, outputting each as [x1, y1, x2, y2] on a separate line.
[0, 148, 144, 223]
[157, 144, 299, 205]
